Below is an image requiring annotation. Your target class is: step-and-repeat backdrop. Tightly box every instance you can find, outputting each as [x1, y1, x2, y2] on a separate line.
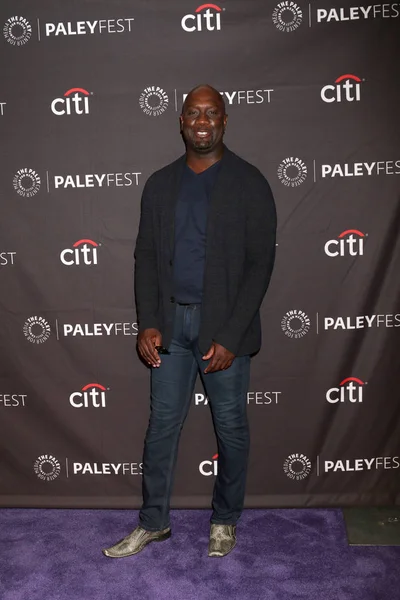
[1, 1, 400, 508]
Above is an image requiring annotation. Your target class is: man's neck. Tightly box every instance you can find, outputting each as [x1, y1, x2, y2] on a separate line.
[185, 146, 224, 174]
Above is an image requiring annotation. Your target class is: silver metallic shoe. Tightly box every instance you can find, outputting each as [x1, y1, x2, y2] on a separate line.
[102, 525, 171, 558]
[208, 524, 237, 557]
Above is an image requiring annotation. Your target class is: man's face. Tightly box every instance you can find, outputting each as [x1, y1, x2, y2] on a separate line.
[180, 88, 227, 153]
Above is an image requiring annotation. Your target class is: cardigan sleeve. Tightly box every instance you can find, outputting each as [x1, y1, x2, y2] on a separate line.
[213, 172, 277, 355]
[134, 176, 160, 332]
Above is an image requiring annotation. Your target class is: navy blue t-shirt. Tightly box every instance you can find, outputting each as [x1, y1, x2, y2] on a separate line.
[173, 160, 221, 303]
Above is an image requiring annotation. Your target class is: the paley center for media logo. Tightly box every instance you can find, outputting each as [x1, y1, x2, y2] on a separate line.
[34, 455, 61, 481]
[283, 453, 312, 480]
[3, 16, 32, 46]
[13, 168, 41, 197]
[272, 2, 303, 32]
[277, 157, 307, 187]
[23, 316, 51, 344]
[139, 86, 169, 117]
[281, 310, 311, 339]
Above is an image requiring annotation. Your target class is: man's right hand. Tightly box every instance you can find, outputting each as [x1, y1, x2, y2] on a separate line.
[137, 328, 163, 367]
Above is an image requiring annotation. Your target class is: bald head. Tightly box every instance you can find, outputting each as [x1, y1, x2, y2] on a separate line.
[179, 84, 228, 157]
[182, 84, 226, 115]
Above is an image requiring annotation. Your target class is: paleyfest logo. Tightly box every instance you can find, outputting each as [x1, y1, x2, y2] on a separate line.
[72, 461, 142, 475]
[3, 16, 135, 45]
[323, 455, 400, 473]
[321, 160, 400, 178]
[44, 18, 135, 37]
[13, 168, 41, 197]
[3, 16, 32, 46]
[316, 5, 400, 23]
[139, 86, 169, 117]
[272, 2, 303, 32]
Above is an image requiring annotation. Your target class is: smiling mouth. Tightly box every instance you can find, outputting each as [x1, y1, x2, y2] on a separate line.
[194, 130, 211, 138]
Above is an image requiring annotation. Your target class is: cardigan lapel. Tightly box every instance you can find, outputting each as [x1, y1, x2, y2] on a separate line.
[205, 147, 236, 245]
[164, 155, 186, 257]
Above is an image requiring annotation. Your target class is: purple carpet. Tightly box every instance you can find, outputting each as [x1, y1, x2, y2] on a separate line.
[1, 508, 399, 600]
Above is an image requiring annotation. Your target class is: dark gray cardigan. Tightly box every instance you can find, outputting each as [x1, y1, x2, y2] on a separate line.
[134, 147, 277, 356]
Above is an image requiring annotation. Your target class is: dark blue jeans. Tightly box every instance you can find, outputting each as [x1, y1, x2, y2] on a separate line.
[139, 303, 250, 531]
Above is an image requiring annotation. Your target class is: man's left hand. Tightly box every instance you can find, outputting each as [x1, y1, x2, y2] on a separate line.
[202, 343, 235, 373]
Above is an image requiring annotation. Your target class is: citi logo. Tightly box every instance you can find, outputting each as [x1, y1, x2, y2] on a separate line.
[321, 74, 362, 103]
[60, 239, 99, 266]
[182, 4, 223, 32]
[324, 229, 365, 257]
[199, 453, 218, 476]
[69, 383, 107, 408]
[326, 377, 365, 404]
[51, 88, 91, 115]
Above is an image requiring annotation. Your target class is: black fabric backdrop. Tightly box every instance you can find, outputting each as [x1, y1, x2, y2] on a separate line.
[1, 0, 400, 508]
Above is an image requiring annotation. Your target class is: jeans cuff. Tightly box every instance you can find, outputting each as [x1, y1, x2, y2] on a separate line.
[139, 521, 171, 532]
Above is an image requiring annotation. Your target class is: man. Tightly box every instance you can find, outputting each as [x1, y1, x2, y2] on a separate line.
[103, 84, 277, 559]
